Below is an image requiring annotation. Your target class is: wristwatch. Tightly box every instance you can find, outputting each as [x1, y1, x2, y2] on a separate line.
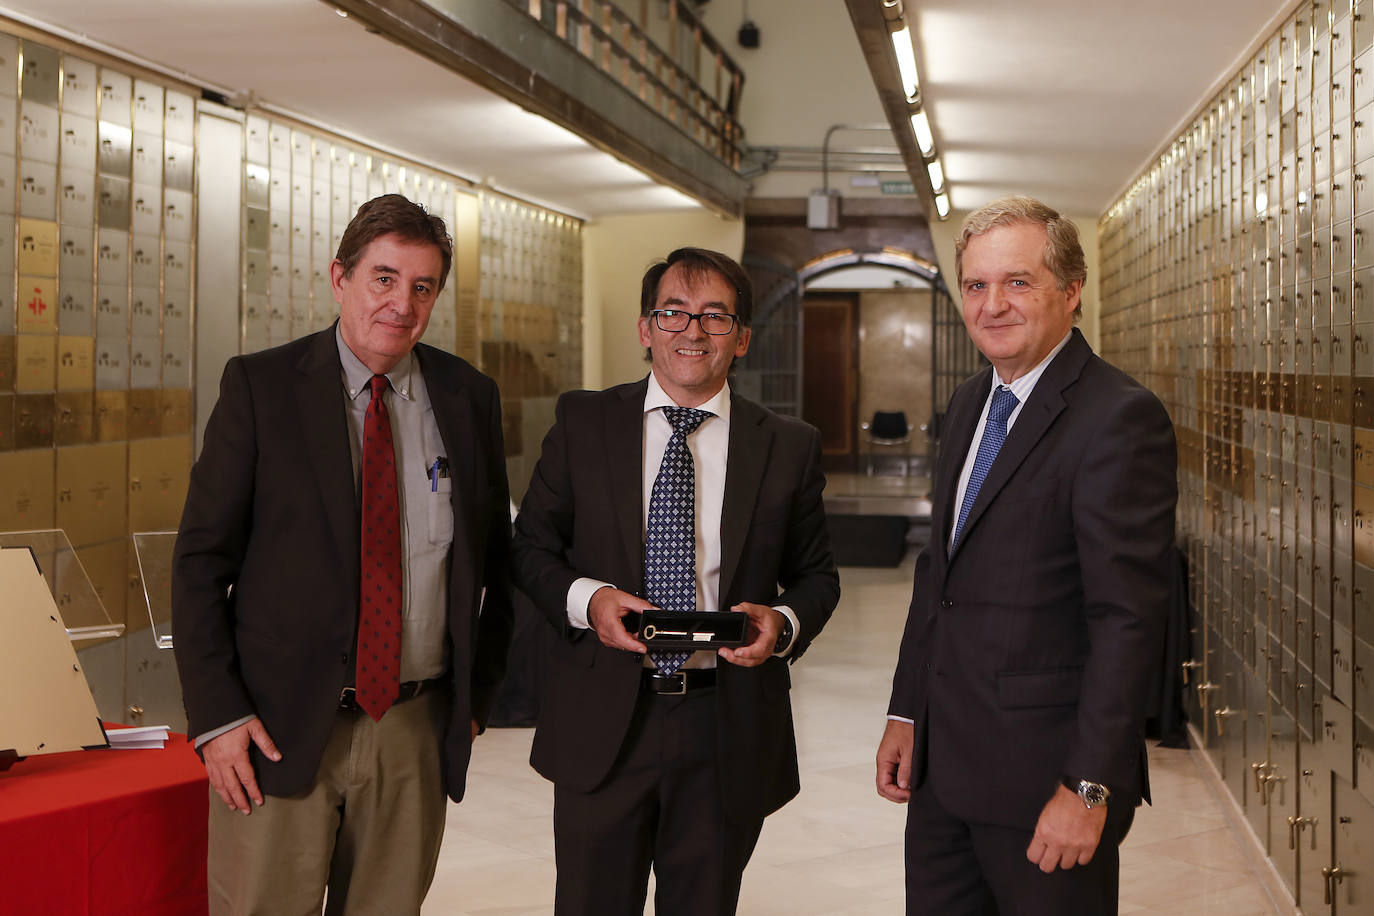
[1062, 776, 1110, 809]
[773, 614, 795, 655]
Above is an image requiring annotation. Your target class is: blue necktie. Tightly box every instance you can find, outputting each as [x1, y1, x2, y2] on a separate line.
[951, 386, 1019, 550]
[645, 406, 712, 674]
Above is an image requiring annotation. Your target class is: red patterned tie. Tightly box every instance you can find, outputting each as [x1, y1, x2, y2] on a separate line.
[357, 374, 402, 721]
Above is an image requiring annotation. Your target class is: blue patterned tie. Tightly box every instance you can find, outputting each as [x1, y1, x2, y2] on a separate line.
[951, 386, 1019, 550]
[645, 406, 712, 675]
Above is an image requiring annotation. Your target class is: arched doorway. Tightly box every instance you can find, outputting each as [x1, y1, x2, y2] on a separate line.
[798, 249, 942, 473]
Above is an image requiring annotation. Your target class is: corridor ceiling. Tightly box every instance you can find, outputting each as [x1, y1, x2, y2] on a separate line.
[903, 0, 1295, 215]
[0, 0, 1306, 221]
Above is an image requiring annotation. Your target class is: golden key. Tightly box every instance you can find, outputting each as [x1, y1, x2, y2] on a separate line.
[641, 624, 714, 642]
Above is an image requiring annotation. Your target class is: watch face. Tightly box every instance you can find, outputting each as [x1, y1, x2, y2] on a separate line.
[1080, 782, 1109, 807]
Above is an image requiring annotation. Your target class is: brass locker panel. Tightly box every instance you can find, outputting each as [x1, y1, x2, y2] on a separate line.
[1099, 3, 1374, 905]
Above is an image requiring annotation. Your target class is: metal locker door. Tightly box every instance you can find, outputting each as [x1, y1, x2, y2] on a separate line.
[1329, 775, 1374, 912]
[1225, 648, 1258, 813]
[1270, 697, 1302, 890]
[1297, 756, 1335, 912]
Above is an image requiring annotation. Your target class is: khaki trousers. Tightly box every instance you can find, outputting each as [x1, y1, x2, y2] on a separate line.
[208, 691, 448, 916]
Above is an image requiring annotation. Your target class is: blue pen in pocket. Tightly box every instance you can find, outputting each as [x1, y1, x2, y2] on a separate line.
[428, 456, 450, 492]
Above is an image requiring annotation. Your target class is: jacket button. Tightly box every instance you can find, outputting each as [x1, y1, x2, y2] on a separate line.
[941, 598, 953, 609]
[341, 653, 350, 665]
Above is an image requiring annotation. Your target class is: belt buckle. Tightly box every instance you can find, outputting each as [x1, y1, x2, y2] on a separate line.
[655, 673, 687, 695]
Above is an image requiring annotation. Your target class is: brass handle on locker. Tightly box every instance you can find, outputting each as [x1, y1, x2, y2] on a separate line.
[1251, 761, 1271, 796]
[1214, 706, 1237, 736]
[1287, 815, 1318, 850]
[129, 705, 145, 723]
[1322, 865, 1344, 905]
[1261, 771, 1285, 806]
[1180, 659, 1202, 684]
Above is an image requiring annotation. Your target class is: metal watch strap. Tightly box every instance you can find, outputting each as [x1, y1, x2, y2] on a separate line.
[1062, 775, 1110, 809]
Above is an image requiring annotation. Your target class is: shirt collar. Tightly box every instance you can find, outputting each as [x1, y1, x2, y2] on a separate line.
[990, 329, 1072, 404]
[644, 371, 731, 424]
[336, 324, 416, 401]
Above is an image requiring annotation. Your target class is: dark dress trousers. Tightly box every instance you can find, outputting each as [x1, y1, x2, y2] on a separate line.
[889, 330, 1177, 899]
[173, 326, 514, 802]
[512, 377, 840, 826]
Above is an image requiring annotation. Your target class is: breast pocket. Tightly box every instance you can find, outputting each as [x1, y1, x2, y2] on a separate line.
[424, 422, 454, 547]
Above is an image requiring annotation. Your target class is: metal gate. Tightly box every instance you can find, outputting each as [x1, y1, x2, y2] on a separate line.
[930, 276, 986, 444]
[737, 255, 803, 418]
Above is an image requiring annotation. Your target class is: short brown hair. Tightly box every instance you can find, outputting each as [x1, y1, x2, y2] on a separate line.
[955, 195, 1085, 317]
[640, 247, 754, 326]
[335, 193, 453, 291]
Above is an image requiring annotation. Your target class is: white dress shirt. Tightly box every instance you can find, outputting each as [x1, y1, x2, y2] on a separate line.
[565, 371, 800, 668]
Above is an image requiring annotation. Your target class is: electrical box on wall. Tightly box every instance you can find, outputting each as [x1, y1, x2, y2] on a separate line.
[807, 190, 839, 230]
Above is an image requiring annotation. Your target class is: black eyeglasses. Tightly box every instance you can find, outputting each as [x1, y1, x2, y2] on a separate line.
[650, 309, 739, 335]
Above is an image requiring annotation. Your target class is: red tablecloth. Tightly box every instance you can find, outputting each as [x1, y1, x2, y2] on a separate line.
[0, 730, 208, 915]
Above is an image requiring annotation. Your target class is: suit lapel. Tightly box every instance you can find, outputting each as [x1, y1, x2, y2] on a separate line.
[934, 366, 992, 559]
[950, 330, 1091, 560]
[608, 379, 649, 595]
[417, 345, 476, 549]
[720, 393, 770, 604]
[294, 329, 359, 584]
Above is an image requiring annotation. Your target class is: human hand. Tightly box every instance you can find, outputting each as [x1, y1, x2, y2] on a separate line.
[717, 602, 782, 667]
[202, 717, 282, 814]
[1025, 784, 1108, 872]
[875, 719, 915, 803]
[587, 586, 653, 653]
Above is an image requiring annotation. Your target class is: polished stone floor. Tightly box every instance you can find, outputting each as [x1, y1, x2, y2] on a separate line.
[423, 556, 1287, 915]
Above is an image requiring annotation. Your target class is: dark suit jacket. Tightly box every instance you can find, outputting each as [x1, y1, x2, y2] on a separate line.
[172, 326, 514, 802]
[511, 377, 840, 823]
[888, 329, 1177, 829]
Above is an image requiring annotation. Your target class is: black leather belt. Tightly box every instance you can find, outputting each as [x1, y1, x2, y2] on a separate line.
[642, 668, 717, 696]
[339, 678, 445, 711]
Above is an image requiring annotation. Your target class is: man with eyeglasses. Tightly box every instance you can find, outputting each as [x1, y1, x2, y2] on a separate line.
[512, 247, 840, 915]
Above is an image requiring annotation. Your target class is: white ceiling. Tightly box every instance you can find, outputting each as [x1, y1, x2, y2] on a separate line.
[0, 0, 700, 219]
[0, 0, 1307, 223]
[909, 0, 1294, 216]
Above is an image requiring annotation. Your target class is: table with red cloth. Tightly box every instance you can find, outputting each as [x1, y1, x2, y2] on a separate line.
[0, 731, 208, 915]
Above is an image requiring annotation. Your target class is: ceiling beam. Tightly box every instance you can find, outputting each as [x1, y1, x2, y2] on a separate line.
[843, 0, 936, 221]
[330, 0, 747, 218]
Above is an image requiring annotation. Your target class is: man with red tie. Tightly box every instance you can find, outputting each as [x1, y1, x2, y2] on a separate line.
[174, 194, 513, 914]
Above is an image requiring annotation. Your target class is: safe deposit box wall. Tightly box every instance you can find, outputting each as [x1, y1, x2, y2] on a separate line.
[0, 33, 198, 730]
[0, 24, 583, 730]
[1099, 2, 1374, 910]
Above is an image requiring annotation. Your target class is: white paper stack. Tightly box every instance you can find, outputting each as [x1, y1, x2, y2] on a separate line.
[106, 725, 171, 750]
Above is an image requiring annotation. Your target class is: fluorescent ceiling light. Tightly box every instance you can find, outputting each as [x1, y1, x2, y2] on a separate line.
[891, 25, 919, 100]
[926, 158, 944, 192]
[935, 193, 950, 219]
[909, 110, 934, 157]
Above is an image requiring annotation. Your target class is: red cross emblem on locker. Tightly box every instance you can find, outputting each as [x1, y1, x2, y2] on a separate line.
[26, 286, 47, 318]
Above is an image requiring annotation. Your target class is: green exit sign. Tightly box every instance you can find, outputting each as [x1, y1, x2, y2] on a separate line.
[881, 180, 914, 194]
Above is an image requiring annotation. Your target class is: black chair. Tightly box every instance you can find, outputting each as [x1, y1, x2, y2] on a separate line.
[860, 410, 913, 476]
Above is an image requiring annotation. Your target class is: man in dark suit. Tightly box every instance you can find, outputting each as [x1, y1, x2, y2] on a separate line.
[876, 196, 1177, 915]
[512, 247, 840, 915]
[173, 194, 513, 914]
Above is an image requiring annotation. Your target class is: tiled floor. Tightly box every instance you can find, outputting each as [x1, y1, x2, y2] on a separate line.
[424, 556, 1288, 915]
